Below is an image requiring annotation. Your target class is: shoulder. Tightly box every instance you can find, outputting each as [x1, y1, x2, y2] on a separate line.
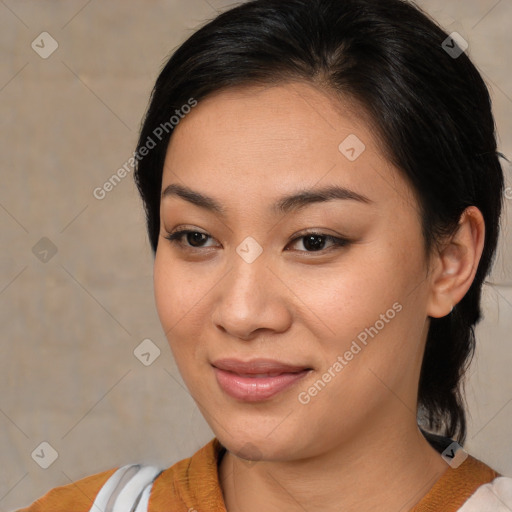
[16, 467, 118, 512]
[459, 475, 512, 511]
[412, 436, 504, 512]
[17, 464, 164, 512]
[16, 438, 224, 512]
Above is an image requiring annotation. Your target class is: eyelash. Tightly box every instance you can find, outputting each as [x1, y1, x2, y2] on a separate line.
[163, 229, 350, 254]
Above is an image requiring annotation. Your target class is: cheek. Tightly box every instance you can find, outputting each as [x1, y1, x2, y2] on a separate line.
[289, 251, 406, 330]
[153, 248, 219, 363]
[153, 251, 178, 331]
[290, 268, 378, 336]
[293, 238, 425, 357]
[154, 250, 200, 336]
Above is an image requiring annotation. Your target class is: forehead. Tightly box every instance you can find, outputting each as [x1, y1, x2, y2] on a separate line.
[162, 82, 415, 213]
[167, 82, 370, 158]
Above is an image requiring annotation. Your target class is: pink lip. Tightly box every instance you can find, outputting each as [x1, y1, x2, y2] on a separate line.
[212, 358, 312, 402]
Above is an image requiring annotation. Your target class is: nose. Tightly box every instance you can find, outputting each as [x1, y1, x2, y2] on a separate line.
[211, 254, 293, 341]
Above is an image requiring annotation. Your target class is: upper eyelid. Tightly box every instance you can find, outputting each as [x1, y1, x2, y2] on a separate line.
[166, 227, 342, 239]
[167, 224, 343, 236]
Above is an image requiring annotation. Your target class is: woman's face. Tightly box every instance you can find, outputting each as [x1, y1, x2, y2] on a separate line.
[154, 82, 435, 461]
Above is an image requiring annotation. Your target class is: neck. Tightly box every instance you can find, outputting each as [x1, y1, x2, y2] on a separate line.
[218, 417, 448, 512]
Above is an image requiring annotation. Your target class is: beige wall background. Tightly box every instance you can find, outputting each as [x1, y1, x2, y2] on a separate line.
[0, 0, 511, 510]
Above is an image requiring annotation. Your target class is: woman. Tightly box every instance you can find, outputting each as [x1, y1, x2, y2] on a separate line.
[18, 0, 510, 510]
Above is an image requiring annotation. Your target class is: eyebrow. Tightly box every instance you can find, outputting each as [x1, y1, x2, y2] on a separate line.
[161, 183, 372, 216]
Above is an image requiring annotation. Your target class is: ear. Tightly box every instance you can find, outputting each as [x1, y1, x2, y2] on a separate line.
[426, 206, 486, 318]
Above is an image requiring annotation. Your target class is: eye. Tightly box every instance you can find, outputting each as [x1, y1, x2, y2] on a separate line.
[164, 229, 218, 249]
[286, 232, 350, 253]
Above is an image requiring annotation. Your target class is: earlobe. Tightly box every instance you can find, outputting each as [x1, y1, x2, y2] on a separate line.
[426, 206, 485, 319]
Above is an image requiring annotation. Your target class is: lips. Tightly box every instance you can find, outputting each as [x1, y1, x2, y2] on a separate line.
[212, 358, 312, 401]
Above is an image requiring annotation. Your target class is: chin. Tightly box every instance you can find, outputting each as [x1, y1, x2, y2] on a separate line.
[212, 423, 306, 463]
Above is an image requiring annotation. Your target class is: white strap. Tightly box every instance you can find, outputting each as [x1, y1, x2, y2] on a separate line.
[133, 484, 153, 512]
[89, 465, 137, 512]
[112, 465, 162, 511]
[89, 464, 162, 512]
[458, 476, 512, 511]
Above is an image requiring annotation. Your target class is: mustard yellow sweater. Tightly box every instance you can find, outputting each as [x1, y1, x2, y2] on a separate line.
[18, 437, 500, 511]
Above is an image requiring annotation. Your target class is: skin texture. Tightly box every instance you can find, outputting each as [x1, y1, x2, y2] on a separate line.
[153, 82, 485, 511]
